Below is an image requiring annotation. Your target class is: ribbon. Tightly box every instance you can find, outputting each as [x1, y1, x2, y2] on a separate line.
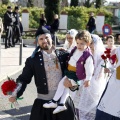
[11, 97, 24, 109]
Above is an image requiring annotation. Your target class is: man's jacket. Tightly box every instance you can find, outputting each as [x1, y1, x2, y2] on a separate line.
[17, 49, 69, 97]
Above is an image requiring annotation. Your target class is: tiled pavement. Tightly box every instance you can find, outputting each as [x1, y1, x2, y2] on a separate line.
[0, 45, 35, 81]
[0, 43, 120, 120]
[0, 44, 35, 120]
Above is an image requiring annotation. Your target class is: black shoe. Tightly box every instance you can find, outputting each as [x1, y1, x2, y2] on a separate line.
[9, 44, 14, 47]
[10, 45, 15, 47]
[5, 46, 10, 49]
[23, 44, 27, 47]
[14, 41, 18, 44]
[57, 42, 60, 45]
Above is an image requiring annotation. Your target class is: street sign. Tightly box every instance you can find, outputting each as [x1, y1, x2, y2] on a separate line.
[102, 24, 112, 37]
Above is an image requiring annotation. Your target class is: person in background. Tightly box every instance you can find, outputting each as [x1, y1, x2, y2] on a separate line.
[19, 17, 27, 47]
[87, 12, 96, 34]
[0, 17, 3, 38]
[50, 14, 60, 45]
[4, 6, 15, 49]
[63, 29, 78, 53]
[116, 33, 120, 44]
[9, 26, 77, 120]
[39, 13, 47, 27]
[0, 17, 3, 73]
[13, 6, 27, 47]
[105, 35, 116, 56]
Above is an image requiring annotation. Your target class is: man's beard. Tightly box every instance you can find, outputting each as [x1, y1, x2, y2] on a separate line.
[40, 43, 51, 50]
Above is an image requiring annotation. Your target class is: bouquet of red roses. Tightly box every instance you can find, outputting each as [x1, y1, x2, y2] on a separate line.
[101, 48, 111, 68]
[101, 48, 117, 68]
[1, 77, 22, 110]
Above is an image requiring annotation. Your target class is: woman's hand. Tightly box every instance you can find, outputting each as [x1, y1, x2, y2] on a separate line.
[84, 80, 90, 87]
[9, 96, 16, 103]
[104, 68, 110, 73]
[64, 78, 72, 88]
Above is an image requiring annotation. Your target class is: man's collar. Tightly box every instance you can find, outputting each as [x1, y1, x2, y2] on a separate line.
[42, 50, 55, 57]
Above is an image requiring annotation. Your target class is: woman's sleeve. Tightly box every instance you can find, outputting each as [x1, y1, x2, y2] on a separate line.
[85, 56, 94, 81]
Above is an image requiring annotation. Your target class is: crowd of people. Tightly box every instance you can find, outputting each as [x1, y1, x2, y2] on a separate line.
[7, 23, 120, 120]
[1, 6, 27, 49]
[0, 6, 119, 120]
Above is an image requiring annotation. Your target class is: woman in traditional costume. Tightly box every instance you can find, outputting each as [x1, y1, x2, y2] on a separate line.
[74, 34, 108, 120]
[95, 46, 120, 120]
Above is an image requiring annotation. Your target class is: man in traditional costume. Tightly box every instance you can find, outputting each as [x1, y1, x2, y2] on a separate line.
[9, 26, 77, 120]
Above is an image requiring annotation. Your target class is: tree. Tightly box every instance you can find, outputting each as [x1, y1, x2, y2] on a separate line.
[95, 0, 101, 8]
[44, 0, 60, 25]
[61, 0, 68, 7]
[95, 0, 107, 8]
[84, 0, 94, 8]
[2, 0, 9, 4]
[70, 0, 78, 7]
[27, 0, 34, 7]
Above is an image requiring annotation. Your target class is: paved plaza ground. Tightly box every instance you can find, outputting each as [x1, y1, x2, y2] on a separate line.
[0, 43, 120, 120]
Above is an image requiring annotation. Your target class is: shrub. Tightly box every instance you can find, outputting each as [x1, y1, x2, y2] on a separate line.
[44, 0, 60, 25]
[62, 6, 113, 30]
[22, 7, 44, 28]
[0, 5, 113, 30]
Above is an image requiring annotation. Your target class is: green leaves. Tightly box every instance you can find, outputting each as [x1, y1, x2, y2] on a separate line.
[0, 5, 113, 29]
[44, 0, 60, 25]
[62, 6, 113, 30]
[2, 0, 10, 5]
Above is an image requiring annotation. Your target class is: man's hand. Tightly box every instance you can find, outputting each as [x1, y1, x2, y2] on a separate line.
[9, 96, 16, 103]
[84, 80, 90, 87]
[64, 77, 72, 88]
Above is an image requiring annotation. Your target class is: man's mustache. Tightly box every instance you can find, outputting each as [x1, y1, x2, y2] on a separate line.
[42, 42, 50, 45]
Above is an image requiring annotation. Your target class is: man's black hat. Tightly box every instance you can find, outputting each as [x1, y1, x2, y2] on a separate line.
[35, 26, 50, 37]
[14, 6, 20, 10]
[7, 6, 12, 9]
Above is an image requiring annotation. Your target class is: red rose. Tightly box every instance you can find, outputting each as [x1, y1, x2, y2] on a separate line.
[101, 54, 107, 60]
[110, 54, 117, 64]
[1, 80, 17, 95]
[104, 51, 110, 54]
[106, 48, 111, 53]
[106, 54, 111, 59]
